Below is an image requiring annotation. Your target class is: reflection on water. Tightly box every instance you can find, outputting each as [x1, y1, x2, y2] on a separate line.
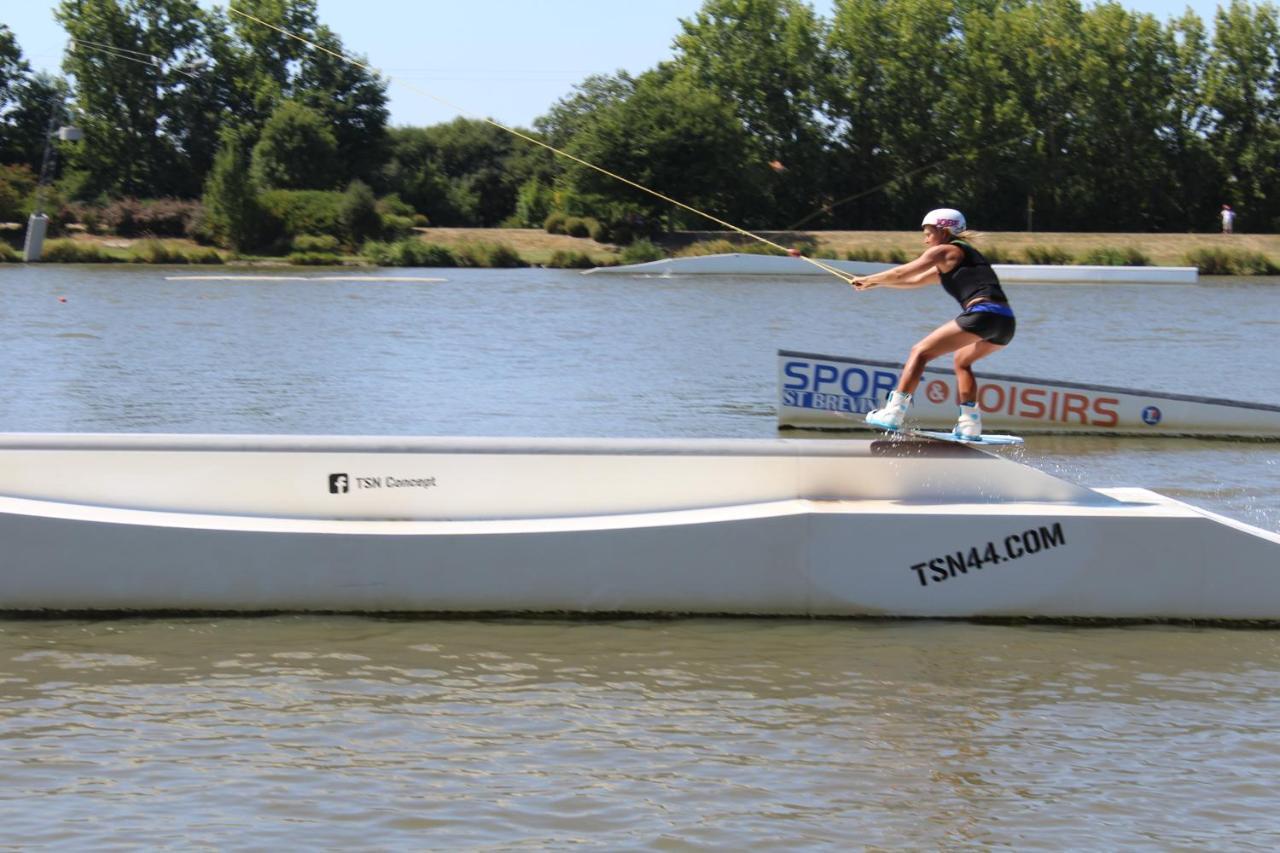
[3, 617, 1280, 847]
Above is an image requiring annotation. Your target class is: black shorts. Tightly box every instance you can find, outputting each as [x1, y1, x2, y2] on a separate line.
[956, 306, 1016, 346]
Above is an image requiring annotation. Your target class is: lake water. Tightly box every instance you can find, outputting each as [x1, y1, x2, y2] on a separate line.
[0, 263, 1278, 847]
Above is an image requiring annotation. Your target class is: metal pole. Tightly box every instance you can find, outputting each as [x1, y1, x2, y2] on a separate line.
[22, 101, 62, 262]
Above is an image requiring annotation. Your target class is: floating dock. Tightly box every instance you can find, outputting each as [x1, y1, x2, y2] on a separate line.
[0, 433, 1275, 619]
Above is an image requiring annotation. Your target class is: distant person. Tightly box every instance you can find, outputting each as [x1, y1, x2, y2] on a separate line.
[1221, 204, 1235, 235]
[852, 208, 1014, 440]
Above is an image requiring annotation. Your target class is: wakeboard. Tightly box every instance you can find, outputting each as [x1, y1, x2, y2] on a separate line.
[873, 427, 1024, 446]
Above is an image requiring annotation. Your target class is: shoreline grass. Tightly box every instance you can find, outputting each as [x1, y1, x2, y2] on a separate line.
[11, 228, 1280, 274]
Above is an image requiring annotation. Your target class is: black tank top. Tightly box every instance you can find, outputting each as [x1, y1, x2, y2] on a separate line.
[939, 240, 1008, 307]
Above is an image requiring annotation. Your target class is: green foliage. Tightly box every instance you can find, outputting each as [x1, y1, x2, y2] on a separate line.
[202, 131, 262, 251]
[0, 30, 62, 172]
[673, 0, 830, 225]
[546, 250, 596, 269]
[1079, 246, 1152, 266]
[287, 251, 343, 265]
[619, 239, 667, 264]
[0, 241, 19, 262]
[339, 180, 382, 246]
[376, 119, 538, 227]
[362, 239, 457, 267]
[258, 189, 344, 242]
[129, 238, 223, 264]
[845, 247, 910, 263]
[453, 241, 527, 268]
[380, 214, 415, 238]
[675, 239, 789, 257]
[376, 193, 415, 218]
[543, 211, 567, 234]
[513, 177, 554, 228]
[94, 198, 203, 237]
[55, 0, 220, 197]
[15, 0, 1280, 236]
[0, 163, 36, 223]
[1183, 247, 1280, 275]
[291, 233, 341, 253]
[1023, 245, 1074, 265]
[251, 100, 340, 190]
[976, 245, 1015, 264]
[563, 217, 594, 238]
[40, 239, 120, 263]
[560, 67, 756, 229]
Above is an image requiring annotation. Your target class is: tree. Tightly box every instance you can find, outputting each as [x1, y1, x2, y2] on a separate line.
[0, 25, 30, 148]
[56, 0, 223, 197]
[1204, 0, 1280, 230]
[1, 27, 68, 174]
[560, 67, 758, 229]
[294, 25, 389, 184]
[222, 1, 387, 185]
[201, 128, 261, 251]
[378, 119, 539, 227]
[673, 0, 833, 224]
[250, 99, 339, 189]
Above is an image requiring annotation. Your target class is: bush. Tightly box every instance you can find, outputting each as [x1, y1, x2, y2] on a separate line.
[977, 244, 1015, 264]
[258, 189, 345, 245]
[340, 181, 383, 247]
[454, 241, 527, 268]
[130, 239, 185, 264]
[1079, 246, 1151, 266]
[362, 239, 458, 267]
[41, 239, 121, 263]
[546, 250, 596, 269]
[454, 241, 526, 268]
[1184, 247, 1280, 276]
[186, 246, 224, 264]
[1023, 245, 1073, 265]
[620, 239, 666, 264]
[376, 193, 415, 218]
[543, 211, 567, 234]
[563, 216, 593, 238]
[514, 177, 553, 228]
[0, 242, 19, 262]
[291, 234, 341, 253]
[412, 213, 430, 227]
[129, 239, 224, 264]
[0, 163, 37, 223]
[64, 201, 105, 235]
[675, 239, 791, 258]
[588, 218, 611, 243]
[846, 247, 909, 263]
[97, 198, 202, 237]
[380, 213, 415, 239]
[288, 251, 344, 266]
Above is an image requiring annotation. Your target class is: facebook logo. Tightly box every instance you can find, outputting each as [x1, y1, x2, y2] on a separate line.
[329, 473, 350, 494]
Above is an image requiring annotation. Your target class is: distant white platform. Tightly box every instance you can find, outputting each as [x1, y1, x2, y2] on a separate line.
[585, 253, 1199, 284]
[166, 275, 446, 282]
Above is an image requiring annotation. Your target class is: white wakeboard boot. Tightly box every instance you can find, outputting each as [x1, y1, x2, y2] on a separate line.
[866, 390, 911, 431]
[953, 402, 982, 440]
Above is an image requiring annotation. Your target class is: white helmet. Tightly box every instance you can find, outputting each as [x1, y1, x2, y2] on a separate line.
[922, 208, 966, 233]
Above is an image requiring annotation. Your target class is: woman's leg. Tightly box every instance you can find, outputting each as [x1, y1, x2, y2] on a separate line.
[952, 340, 1006, 403]
[898, 321, 983, 395]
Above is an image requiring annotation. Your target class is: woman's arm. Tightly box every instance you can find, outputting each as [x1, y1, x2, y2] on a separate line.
[852, 244, 960, 290]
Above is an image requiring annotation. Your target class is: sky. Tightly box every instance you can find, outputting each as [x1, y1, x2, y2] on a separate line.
[6, 0, 1225, 128]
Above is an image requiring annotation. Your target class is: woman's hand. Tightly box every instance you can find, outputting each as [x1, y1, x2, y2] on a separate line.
[851, 277, 876, 290]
